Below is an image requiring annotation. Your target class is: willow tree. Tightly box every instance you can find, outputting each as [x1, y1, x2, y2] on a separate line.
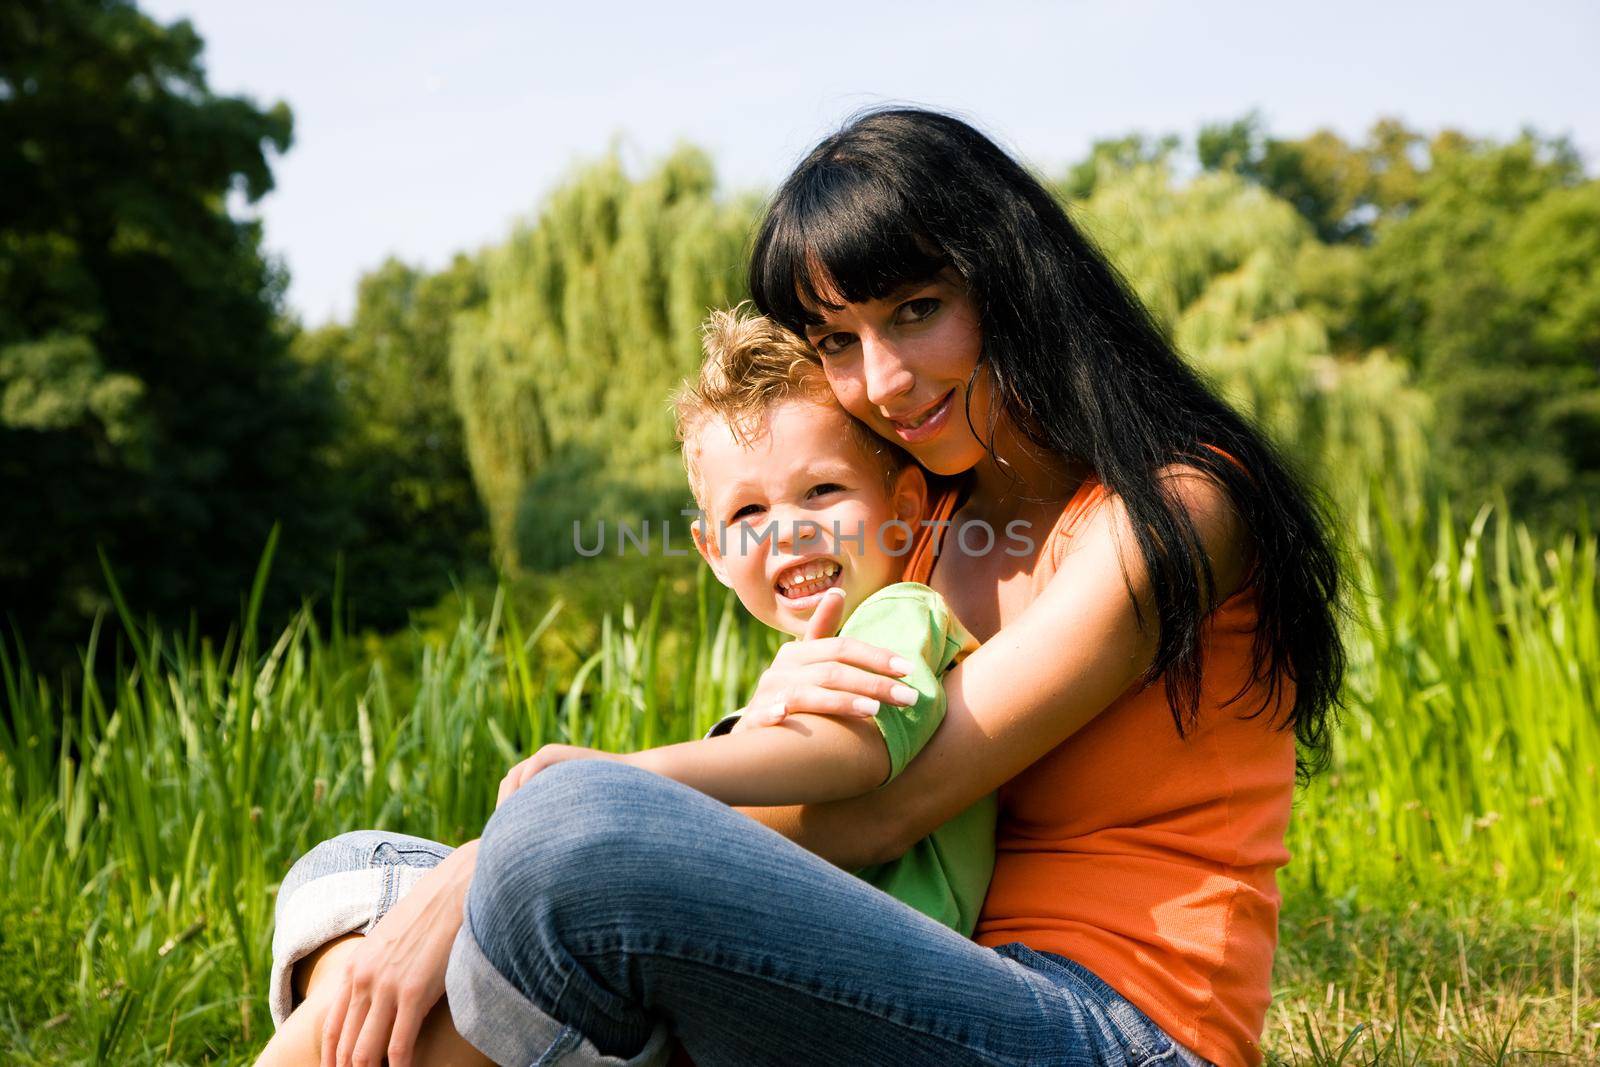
[450, 148, 756, 570]
[1064, 161, 1432, 513]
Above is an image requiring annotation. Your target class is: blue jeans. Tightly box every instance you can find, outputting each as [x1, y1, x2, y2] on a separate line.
[273, 760, 1209, 1067]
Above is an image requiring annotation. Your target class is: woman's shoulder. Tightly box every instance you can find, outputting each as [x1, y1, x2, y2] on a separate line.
[1037, 460, 1252, 609]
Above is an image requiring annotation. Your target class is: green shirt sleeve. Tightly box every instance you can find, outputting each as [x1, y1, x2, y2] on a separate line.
[837, 582, 978, 787]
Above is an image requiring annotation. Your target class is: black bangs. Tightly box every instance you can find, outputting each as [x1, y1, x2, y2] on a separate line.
[750, 159, 949, 336]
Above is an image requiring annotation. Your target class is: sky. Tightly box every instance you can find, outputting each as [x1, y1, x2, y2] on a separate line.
[141, 0, 1600, 325]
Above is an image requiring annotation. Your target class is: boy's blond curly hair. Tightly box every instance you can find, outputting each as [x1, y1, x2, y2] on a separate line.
[672, 303, 908, 507]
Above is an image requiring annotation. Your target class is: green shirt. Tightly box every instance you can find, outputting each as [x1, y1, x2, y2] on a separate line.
[840, 582, 997, 938]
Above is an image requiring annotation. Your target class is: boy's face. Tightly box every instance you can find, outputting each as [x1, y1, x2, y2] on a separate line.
[689, 398, 927, 636]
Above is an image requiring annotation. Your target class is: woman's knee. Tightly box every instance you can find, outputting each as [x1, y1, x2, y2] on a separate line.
[475, 760, 694, 918]
[486, 758, 675, 841]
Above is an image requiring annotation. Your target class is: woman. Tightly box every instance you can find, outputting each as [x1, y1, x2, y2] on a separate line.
[263, 108, 1342, 1067]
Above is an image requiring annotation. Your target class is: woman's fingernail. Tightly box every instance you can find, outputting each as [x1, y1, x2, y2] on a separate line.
[853, 697, 880, 716]
[889, 656, 913, 675]
[764, 704, 787, 723]
[890, 684, 918, 706]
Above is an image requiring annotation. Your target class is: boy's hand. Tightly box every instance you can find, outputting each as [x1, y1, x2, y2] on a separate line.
[497, 744, 625, 807]
[731, 586, 914, 734]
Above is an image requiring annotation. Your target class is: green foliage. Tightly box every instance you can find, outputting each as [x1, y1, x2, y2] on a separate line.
[1288, 495, 1600, 903]
[292, 254, 491, 628]
[448, 148, 756, 570]
[1057, 131, 1180, 201]
[1357, 134, 1600, 526]
[0, 0, 347, 666]
[1198, 112, 1438, 242]
[1066, 162, 1432, 511]
[1197, 114, 1600, 529]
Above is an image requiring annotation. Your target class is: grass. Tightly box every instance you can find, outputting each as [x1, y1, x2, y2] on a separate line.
[1285, 493, 1599, 906]
[0, 496, 1596, 1064]
[1269, 895, 1597, 1064]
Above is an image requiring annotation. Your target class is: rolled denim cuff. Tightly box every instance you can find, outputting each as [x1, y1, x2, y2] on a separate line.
[268, 864, 432, 1028]
[445, 904, 672, 1066]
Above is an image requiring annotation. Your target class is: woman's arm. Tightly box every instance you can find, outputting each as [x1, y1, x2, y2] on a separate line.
[733, 470, 1250, 866]
[628, 716, 892, 805]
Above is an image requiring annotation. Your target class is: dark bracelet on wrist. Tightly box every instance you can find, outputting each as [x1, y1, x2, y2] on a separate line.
[703, 713, 742, 739]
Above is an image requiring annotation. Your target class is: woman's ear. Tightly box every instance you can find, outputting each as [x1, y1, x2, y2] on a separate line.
[891, 464, 928, 530]
[689, 518, 733, 588]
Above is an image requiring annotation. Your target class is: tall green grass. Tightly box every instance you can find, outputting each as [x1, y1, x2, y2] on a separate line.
[1, 497, 1595, 1063]
[1287, 495, 1599, 905]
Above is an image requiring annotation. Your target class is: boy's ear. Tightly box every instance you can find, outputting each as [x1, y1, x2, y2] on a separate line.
[689, 517, 733, 588]
[890, 464, 928, 530]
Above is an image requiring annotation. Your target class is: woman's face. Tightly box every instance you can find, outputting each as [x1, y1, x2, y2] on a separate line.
[801, 269, 997, 476]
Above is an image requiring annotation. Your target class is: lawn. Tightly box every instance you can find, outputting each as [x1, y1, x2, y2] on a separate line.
[2, 498, 1595, 1064]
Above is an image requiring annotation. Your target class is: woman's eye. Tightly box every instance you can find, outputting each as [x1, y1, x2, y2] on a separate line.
[898, 297, 940, 323]
[816, 332, 855, 356]
[808, 483, 846, 498]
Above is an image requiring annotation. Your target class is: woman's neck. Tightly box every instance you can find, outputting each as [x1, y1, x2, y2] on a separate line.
[963, 416, 1087, 525]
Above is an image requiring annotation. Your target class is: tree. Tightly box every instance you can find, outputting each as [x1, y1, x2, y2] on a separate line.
[1062, 160, 1431, 512]
[1200, 112, 1443, 243]
[449, 147, 754, 571]
[1198, 114, 1599, 524]
[1059, 132, 1180, 201]
[291, 255, 490, 627]
[1360, 134, 1599, 522]
[0, 0, 346, 664]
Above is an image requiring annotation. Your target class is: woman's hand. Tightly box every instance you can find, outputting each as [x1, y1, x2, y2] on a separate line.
[731, 586, 917, 734]
[497, 744, 626, 806]
[321, 839, 479, 1067]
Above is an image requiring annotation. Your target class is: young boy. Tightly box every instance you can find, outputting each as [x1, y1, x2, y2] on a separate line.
[499, 306, 997, 938]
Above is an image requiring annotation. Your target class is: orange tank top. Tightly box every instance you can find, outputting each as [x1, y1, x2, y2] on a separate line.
[902, 474, 1294, 1067]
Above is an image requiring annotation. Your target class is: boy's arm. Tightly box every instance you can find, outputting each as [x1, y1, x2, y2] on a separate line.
[701, 586, 964, 786]
[519, 588, 957, 809]
[622, 714, 890, 806]
[833, 585, 970, 786]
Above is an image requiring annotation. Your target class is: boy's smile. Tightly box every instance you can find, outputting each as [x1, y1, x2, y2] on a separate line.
[772, 554, 843, 604]
[689, 397, 926, 636]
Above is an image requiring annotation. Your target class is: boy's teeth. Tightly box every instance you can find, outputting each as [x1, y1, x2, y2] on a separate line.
[778, 560, 841, 596]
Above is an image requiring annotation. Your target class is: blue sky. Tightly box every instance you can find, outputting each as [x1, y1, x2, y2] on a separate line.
[141, 0, 1600, 324]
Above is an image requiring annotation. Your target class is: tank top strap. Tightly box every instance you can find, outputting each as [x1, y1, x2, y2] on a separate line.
[1028, 476, 1110, 592]
[900, 473, 965, 585]
[902, 471, 1107, 588]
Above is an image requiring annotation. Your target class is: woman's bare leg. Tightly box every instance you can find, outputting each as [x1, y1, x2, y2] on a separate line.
[254, 934, 493, 1067]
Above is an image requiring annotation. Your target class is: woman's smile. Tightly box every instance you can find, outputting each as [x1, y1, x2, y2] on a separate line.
[886, 387, 956, 443]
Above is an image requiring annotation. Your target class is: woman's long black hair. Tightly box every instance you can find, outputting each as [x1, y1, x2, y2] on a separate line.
[749, 107, 1343, 778]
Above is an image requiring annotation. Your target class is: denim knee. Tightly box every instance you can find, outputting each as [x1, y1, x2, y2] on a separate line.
[486, 758, 666, 844]
[473, 761, 693, 943]
[481, 760, 662, 882]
